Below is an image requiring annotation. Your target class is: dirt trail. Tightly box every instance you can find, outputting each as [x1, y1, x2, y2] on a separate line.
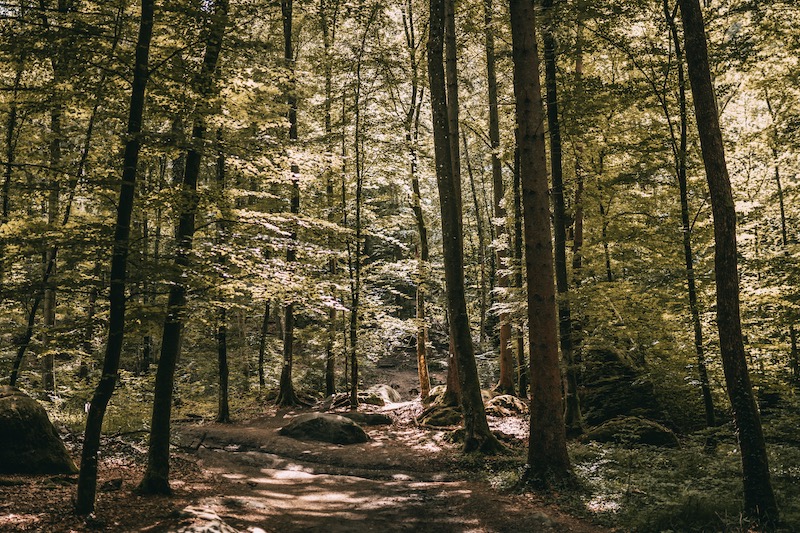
[175, 403, 605, 533]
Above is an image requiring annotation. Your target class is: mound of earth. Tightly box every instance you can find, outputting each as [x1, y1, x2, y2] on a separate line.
[584, 416, 679, 448]
[485, 394, 529, 417]
[279, 412, 370, 444]
[0, 386, 77, 475]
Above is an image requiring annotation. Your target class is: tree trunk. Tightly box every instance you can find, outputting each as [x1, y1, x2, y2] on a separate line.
[216, 132, 230, 424]
[276, 0, 301, 407]
[665, 3, 715, 435]
[429, 0, 501, 454]
[463, 131, 490, 349]
[510, 0, 572, 482]
[257, 300, 270, 389]
[138, 0, 228, 495]
[513, 137, 528, 398]
[542, 0, 581, 436]
[679, 0, 778, 523]
[75, 0, 154, 514]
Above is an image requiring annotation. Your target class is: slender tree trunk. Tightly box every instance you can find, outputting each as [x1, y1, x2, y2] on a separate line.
[215, 132, 230, 423]
[257, 300, 270, 389]
[513, 137, 528, 398]
[429, 0, 501, 454]
[511, 0, 572, 482]
[542, 0, 581, 435]
[679, 0, 778, 523]
[138, 0, 228, 495]
[277, 0, 301, 407]
[571, 2, 585, 284]
[665, 3, 715, 434]
[463, 132, 490, 348]
[75, 0, 154, 514]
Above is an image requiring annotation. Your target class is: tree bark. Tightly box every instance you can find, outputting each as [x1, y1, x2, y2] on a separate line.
[679, 0, 778, 523]
[429, 0, 500, 454]
[542, 0, 581, 435]
[138, 0, 228, 495]
[510, 0, 572, 482]
[75, 0, 154, 514]
[216, 132, 230, 424]
[513, 136, 528, 398]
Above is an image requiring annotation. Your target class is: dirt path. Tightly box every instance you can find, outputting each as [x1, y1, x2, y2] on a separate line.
[174, 403, 606, 533]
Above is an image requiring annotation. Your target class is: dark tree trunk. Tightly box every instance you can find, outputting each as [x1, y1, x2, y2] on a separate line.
[679, 0, 778, 523]
[513, 138, 528, 398]
[258, 300, 270, 390]
[510, 0, 572, 482]
[75, 0, 154, 514]
[428, 0, 501, 454]
[665, 3, 715, 434]
[542, 0, 581, 436]
[215, 132, 230, 424]
[463, 131, 490, 349]
[277, 0, 301, 407]
[138, 0, 228, 495]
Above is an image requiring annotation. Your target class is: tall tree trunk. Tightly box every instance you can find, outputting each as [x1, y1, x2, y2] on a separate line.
[277, 0, 301, 407]
[483, 0, 514, 396]
[513, 137, 528, 398]
[463, 131, 489, 348]
[138, 0, 228, 495]
[665, 2, 715, 435]
[404, 0, 431, 399]
[542, 0, 581, 436]
[679, 0, 778, 523]
[257, 300, 270, 389]
[571, 2, 585, 284]
[75, 0, 154, 514]
[215, 131, 230, 423]
[42, 104, 61, 394]
[510, 0, 572, 482]
[429, 0, 501, 454]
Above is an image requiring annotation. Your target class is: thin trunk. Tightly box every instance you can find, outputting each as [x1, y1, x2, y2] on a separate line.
[513, 136, 528, 398]
[42, 104, 62, 393]
[571, 3, 585, 284]
[542, 0, 581, 435]
[511, 0, 571, 481]
[429, 0, 500, 453]
[258, 300, 270, 389]
[463, 131, 489, 348]
[216, 131, 230, 423]
[665, 3, 715, 433]
[138, 0, 228, 494]
[679, 0, 777, 523]
[277, 0, 301, 407]
[75, 0, 154, 514]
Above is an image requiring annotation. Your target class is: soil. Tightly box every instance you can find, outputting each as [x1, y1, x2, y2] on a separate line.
[0, 373, 607, 532]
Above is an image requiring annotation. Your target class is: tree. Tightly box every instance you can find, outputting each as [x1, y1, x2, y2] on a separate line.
[75, 0, 155, 515]
[428, 0, 500, 454]
[678, 0, 778, 523]
[510, 0, 571, 482]
[138, 0, 229, 495]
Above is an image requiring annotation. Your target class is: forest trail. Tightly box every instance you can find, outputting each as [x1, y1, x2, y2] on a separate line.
[172, 403, 606, 533]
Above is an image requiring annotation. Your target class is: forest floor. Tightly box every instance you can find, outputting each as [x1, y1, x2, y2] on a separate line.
[0, 382, 608, 532]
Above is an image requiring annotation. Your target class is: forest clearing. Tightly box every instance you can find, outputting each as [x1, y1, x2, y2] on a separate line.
[2, 0, 800, 531]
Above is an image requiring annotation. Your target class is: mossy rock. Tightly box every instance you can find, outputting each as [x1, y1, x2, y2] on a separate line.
[365, 384, 402, 404]
[584, 416, 679, 448]
[485, 394, 529, 417]
[423, 385, 447, 405]
[0, 386, 78, 474]
[279, 413, 369, 444]
[340, 412, 393, 426]
[419, 406, 462, 427]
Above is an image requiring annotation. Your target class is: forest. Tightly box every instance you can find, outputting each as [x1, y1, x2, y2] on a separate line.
[1, 0, 799, 531]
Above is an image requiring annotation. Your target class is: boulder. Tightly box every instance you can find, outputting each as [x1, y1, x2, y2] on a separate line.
[340, 412, 393, 426]
[423, 385, 447, 405]
[485, 394, 529, 417]
[279, 413, 369, 444]
[0, 386, 78, 474]
[584, 416, 679, 448]
[418, 406, 462, 427]
[365, 384, 402, 404]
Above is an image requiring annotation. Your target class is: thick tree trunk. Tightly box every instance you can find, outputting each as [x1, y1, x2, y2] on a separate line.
[510, 0, 572, 482]
[138, 0, 228, 495]
[429, 0, 500, 454]
[679, 0, 778, 523]
[75, 0, 154, 514]
[542, 0, 581, 436]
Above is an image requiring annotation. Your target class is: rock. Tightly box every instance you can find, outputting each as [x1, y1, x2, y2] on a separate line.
[481, 389, 499, 402]
[584, 416, 680, 448]
[176, 506, 240, 533]
[580, 347, 666, 426]
[0, 386, 78, 474]
[278, 413, 370, 444]
[485, 394, 529, 417]
[340, 412, 393, 426]
[419, 406, 462, 427]
[366, 384, 402, 404]
[423, 385, 447, 405]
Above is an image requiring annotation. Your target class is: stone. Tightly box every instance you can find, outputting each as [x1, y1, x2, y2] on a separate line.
[279, 412, 370, 444]
[485, 394, 529, 417]
[584, 416, 680, 448]
[365, 384, 402, 404]
[0, 386, 78, 474]
[340, 412, 393, 426]
[418, 406, 462, 427]
[423, 385, 447, 405]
